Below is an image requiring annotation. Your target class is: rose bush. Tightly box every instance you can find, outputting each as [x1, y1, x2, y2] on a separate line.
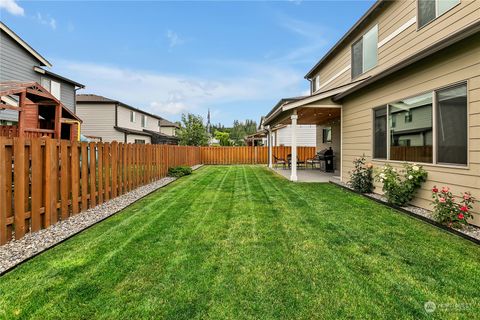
[348, 156, 374, 193]
[376, 163, 428, 206]
[432, 186, 476, 228]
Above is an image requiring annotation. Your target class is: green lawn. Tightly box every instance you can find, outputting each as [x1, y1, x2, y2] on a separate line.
[1, 166, 479, 319]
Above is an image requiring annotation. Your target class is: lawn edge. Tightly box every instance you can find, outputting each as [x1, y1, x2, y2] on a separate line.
[0, 165, 205, 278]
[330, 181, 480, 246]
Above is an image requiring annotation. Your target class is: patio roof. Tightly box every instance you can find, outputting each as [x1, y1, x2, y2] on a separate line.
[263, 79, 367, 128]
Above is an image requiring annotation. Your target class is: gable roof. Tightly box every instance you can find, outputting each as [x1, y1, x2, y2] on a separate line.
[0, 22, 52, 68]
[33, 67, 85, 88]
[159, 119, 179, 128]
[304, 0, 385, 79]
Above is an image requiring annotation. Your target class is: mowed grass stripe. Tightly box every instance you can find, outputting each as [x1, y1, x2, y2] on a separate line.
[0, 166, 479, 320]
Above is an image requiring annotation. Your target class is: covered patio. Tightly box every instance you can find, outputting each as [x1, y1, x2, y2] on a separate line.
[263, 83, 359, 182]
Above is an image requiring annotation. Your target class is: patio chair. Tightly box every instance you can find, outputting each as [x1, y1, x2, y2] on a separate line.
[273, 155, 287, 169]
[306, 154, 322, 169]
[287, 154, 306, 169]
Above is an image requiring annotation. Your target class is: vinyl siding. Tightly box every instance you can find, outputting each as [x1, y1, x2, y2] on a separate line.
[340, 34, 480, 226]
[116, 105, 161, 133]
[0, 29, 77, 114]
[76, 103, 123, 142]
[160, 126, 176, 136]
[275, 125, 317, 147]
[310, 0, 480, 93]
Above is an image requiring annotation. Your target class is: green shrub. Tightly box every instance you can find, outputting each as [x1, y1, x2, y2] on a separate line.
[168, 166, 193, 178]
[376, 163, 428, 206]
[348, 155, 374, 193]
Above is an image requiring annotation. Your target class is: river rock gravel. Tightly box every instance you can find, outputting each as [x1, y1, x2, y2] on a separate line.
[0, 165, 203, 275]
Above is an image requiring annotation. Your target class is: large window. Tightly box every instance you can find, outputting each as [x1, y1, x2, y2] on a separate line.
[373, 83, 467, 165]
[389, 92, 433, 163]
[418, 0, 460, 28]
[141, 115, 147, 128]
[130, 111, 136, 123]
[352, 25, 378, 78]
[322, 127, 332, 143]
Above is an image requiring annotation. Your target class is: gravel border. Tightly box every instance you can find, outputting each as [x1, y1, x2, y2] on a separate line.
[330, 179, 480, 244]
[0, 164, 204, 276]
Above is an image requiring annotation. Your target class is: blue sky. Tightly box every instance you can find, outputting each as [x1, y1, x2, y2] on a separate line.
[1, 0, 374, 126]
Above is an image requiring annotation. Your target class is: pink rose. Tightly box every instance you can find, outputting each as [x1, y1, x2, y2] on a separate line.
[439, 197, 446, 203]
[432, 187, 438, 193]
[458, 213, 464, 220]
[463, 193, 471, 200]
[460, 206, 468, 212]
[442, 187, 449, 193]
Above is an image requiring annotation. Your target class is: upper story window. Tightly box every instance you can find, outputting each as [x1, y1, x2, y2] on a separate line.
[130, 111, 136, 123]
[158, 120, 162, 127]
[351, 25, 378, 79]
[312, 76, 321, 93]
[141, 114, 147, 128]
[40, 77, 61, 100]
[373, 83, 467, 166]
[418, 0, 460, 28]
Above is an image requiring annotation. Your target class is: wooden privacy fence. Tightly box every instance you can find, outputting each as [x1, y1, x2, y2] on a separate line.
[0, 140, 315, 244]
[200, 146, 317, 164]
[0, 137, 201, 244]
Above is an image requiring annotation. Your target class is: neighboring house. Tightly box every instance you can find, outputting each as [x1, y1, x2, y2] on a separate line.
[263, 0, 480, 226]
[0, 22, 84, 125]
[76, 94, 179, 144]
[159, 119, 179, 137]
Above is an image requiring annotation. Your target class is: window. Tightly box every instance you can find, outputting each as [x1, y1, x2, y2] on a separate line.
[41, 77, 50, 91]
[418, 0, 460, 28]
[352, 25, 378, 78]
[373, 107, 387, 159]
[158, 120, 162, 127]
[389, 92, 433, 163]
[141, 115, 147, 128]
[130, 111, 136, 123]
[134, 139, 145, 144]
[322, 127, 332, 143]
[40, 78, 60, 99]
[436, 84, 467, 165]
[405, 111, 413, 123]
[373, 83, 467, 165]
[312, 76, 321, 92]
[50, 81, 61, 99]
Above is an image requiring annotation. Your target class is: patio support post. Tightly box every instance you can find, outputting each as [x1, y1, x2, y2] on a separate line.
[267, 126, 273, 168]
[290, 113, 298, 181]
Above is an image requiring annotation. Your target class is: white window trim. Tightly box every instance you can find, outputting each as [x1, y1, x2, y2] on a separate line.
[50, 80, 61, 100]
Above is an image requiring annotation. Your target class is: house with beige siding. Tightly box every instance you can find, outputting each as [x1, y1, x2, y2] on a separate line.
[76, 94, 179, 144]
[263, 0, 480, 226]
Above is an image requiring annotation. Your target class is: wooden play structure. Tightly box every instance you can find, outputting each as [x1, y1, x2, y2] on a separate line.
[0, 81, 81, 141]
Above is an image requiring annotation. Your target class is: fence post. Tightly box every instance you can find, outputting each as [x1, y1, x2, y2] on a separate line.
[0, 138, 7, 244]
[71, 140, 80, 215]
[60, 140, 69, 220]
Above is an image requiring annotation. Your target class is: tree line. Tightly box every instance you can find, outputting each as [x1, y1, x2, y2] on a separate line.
[176, 113, 257, 146]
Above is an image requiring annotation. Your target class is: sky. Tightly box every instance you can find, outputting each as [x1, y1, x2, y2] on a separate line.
[0, 0, 374, 126]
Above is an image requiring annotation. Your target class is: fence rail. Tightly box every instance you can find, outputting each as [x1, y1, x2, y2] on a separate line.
[0, 139, 316, 244]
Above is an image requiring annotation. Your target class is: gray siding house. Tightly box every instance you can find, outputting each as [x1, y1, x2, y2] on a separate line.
[76, 94, 179, 145]
[0, 22, 84, 123]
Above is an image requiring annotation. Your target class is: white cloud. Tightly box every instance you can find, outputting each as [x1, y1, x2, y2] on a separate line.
[36, 12, 56, 30]
[53, 59, 303, 120]
[0, 0, 24, 16]
[166, 30, 184, 49]
[272, 15, 329, 64]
